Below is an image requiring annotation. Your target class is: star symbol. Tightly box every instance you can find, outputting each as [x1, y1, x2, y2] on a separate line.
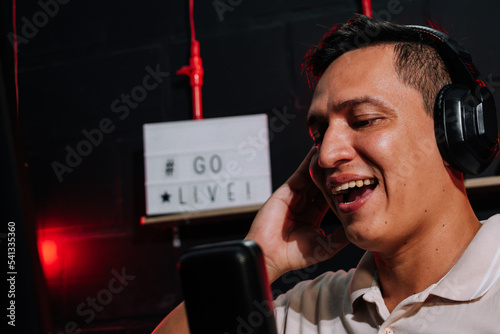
[161, 191, 171, 202]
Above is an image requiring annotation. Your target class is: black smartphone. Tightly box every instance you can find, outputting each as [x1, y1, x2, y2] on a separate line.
[180, 240, 277, 334]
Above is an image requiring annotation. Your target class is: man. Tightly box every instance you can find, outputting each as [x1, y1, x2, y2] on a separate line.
[154, 15, 500, 333]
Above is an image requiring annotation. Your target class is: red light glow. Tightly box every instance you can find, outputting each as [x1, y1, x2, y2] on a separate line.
[41, 240, 58, 266]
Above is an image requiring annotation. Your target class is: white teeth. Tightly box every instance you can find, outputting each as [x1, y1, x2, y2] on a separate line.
[331, 178, 375, 195]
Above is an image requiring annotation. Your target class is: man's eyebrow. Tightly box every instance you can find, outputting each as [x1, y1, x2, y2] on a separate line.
[332, 96, 389, 112]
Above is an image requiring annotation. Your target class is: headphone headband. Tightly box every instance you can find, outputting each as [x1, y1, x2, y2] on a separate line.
[407, 26, 484, 100]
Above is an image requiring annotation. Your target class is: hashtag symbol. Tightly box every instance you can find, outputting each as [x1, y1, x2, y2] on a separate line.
[165, 159, 175, 176]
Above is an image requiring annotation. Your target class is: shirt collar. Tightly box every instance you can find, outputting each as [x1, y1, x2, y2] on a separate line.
[349, 251, 378, 307]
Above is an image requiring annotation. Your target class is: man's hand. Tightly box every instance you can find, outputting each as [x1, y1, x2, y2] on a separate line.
[245, 147, 350, 283]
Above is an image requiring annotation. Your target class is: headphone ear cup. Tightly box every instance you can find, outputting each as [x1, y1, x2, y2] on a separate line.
[434, 84, 496, 174]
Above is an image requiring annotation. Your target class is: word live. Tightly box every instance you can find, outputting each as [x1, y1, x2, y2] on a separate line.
[160, 180, 252, 207]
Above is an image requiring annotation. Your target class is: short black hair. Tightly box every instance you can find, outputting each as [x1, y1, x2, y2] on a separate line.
[303, 15, 451, 115]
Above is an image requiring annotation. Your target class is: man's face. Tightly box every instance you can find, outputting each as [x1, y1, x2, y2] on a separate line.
[307, 45, 450, 253]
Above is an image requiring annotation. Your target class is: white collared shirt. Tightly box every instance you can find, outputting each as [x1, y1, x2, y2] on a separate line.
[274, 214, 500, 333]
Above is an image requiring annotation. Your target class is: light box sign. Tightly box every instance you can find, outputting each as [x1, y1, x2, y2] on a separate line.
[143, 114, 272, 216]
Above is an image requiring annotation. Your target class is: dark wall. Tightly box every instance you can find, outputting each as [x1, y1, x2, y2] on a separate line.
[2, 0, 500, 332]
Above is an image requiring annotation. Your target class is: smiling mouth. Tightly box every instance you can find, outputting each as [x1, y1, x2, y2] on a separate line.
[332, 178, 377, 204]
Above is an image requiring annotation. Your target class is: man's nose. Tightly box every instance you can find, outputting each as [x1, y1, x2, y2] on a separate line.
[317, 125, 355, 169]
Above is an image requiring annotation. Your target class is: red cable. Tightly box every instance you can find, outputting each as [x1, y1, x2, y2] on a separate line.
[12, 0, 19, 123]
[177, 0, 204, 120]
[362, 0, 373, 18]
[189, 0, 195, 43]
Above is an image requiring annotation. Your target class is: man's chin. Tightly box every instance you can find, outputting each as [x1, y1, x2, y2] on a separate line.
[341, 219, 388, 251]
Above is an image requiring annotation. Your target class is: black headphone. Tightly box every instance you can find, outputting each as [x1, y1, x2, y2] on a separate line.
[407, 25, 499, 174]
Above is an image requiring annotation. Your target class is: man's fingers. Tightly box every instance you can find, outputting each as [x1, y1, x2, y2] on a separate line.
[287, 146, 318, 191]
[297, 145, 318, 174]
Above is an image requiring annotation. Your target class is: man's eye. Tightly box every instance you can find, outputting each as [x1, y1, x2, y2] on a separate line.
[353, 119, 377, 128]
[308, 127, 324, 145]
[353, 120, 370, 128]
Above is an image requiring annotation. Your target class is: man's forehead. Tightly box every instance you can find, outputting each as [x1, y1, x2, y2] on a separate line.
[308, 45, 399, 109]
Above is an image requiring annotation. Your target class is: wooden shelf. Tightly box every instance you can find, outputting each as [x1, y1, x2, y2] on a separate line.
[465, 176, 500, 195]
[141, 204, 262, 227]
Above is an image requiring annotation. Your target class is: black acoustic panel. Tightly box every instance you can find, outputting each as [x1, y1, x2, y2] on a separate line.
[371, 0, 429, 25]
[14, 0, 106, 58]
[20, 46, 171, 148]
[199, 24, 293, 118]
[267, 110, 310, 188]
[114, 135, 147, 228]
[97, 1, 171, 47]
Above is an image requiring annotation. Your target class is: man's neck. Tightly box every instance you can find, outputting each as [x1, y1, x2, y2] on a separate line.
[374, 201, 481, 313]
